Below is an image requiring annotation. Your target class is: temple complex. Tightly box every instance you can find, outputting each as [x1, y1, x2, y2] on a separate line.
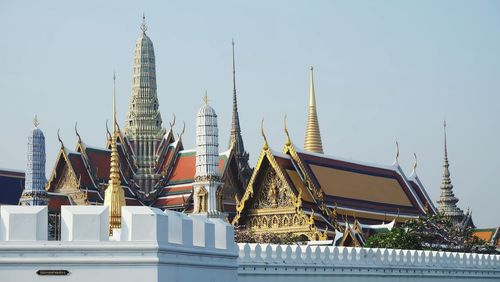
[41, 17, 250, 222]
[0, 17, 492, 247]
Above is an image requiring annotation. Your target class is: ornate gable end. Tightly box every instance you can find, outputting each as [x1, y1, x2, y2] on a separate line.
[243, 164, 302, 235]
[47, 150, 87, 206]
[250, 167, 294, 210]
[233, 146, 323, 239]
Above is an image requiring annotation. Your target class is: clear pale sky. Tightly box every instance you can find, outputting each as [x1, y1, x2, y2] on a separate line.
[0, 1, 498, 227]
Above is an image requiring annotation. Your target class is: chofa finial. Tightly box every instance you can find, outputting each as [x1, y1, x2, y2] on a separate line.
[412, 153, 418, 174]
[394, 141, 400, 164]
[261, 118, 268, 149]
[284, 114, 291, 146]
[177, 121, 186, 140]
[75, 122, 81, 143]
[57, 129, 64, 148]
[169, 114, 176, 130]
[105, 120, 111, 140]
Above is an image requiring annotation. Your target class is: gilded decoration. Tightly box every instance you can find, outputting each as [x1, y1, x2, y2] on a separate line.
[54, 166, 86, 205]
[251, 169, 293, 209]
[233, 140, 331, 241]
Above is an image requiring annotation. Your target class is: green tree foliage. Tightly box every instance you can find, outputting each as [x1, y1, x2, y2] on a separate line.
[365, 214, 495, 254]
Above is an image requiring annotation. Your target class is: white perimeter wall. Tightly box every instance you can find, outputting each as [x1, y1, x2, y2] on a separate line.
[238, 243, 500, 282]
[1, 206, 499, 282]
[0, 206, 238, 282]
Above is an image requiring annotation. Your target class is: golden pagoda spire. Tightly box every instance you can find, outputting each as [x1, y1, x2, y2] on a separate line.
[104, 72, 126, 235]
[304, 66, 324, 154]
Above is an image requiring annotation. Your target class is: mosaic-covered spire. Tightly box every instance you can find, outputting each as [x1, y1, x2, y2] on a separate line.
[19, 115, 48, 206]
[124, 15, 165, 193]
[104, 74, 126, 235]
[304, 67, 324, 154]
[228, 40, 251, 183]
[193, 94, 224, 217]
[195, 94, 220, 180]
[436, 121, 464, 224]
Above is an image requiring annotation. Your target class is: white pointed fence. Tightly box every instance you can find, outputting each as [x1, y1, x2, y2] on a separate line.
[0, 206, 499, 282]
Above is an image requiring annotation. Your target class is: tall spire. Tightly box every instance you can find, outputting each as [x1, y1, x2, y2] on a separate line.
[304, 66, 324, 154]
[19, 115, 48, 206]
[436, 120, 465, 224]
[104, 73, 126, 235]
[228, 39, 244, 153]
[124, 15, 164, 194]
[228, 40, 251, 183]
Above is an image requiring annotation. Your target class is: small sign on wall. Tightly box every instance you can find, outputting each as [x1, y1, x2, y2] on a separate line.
[36, 270, 70, 276]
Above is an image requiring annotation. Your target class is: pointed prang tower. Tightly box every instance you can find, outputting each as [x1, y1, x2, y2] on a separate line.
[436, 121, 465, 224]
[124, 15, 165, 194]
[193, 94, 225, 218]
[304, 67, 324, 154]
[104, 74, 126, 235]
[228, 40, 251, 183]
[19, 115, 48, 206]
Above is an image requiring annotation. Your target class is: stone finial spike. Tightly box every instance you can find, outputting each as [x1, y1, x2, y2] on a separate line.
[140, 13, 147, 33]
[203, 91, 209, 105]
[33, 115, 39, 128]
[444, 120, 448, 158]
[304, 66, 324, 154]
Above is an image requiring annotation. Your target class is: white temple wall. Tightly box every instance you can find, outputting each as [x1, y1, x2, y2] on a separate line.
[0, 206, 238, 282]
[238, 243, 500, 282]
[0, 206, 499, 282]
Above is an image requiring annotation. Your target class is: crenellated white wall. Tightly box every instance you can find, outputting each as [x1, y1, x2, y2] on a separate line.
[1, 206, 499, 282]
[238, 243, 500, 282]
[0, 206, 238, 282]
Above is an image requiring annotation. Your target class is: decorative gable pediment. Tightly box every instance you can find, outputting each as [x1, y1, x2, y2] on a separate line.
[250, 168, 294, 210]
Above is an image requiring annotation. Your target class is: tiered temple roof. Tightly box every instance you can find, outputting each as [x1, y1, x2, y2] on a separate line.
[233, 133, 437, 239]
